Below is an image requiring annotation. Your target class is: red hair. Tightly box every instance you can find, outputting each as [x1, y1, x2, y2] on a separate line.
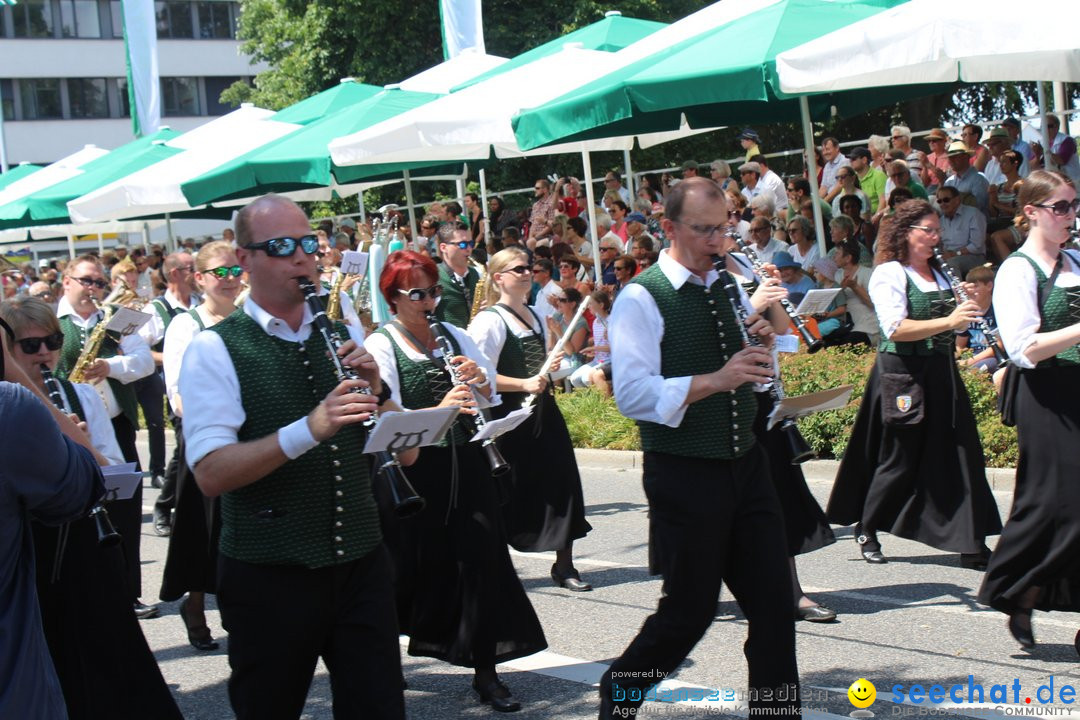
[379, 250, 438, 312]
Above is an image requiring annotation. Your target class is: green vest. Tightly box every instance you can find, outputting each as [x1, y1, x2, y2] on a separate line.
[150, 297, 183, 352]
[56, 312, 140, 426]
[210, 311, 381, 568]
[487, 306, 546, 408]
[878, 271, 956, 356]
[435, 263, 479, 328]
[1014, 251, 1080, 367]
[633, 265, 756, 460]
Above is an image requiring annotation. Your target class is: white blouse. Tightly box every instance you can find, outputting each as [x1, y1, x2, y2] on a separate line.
[467, 304, 550, 373]
[868, 261, 952, 340]
[994, 249, 1080, 369]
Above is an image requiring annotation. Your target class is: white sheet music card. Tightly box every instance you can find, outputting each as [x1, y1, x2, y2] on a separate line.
[340, 250, 369, 277]
[775, 333, 800, 354]
[363, 406, 460, 455]
[471, 406, 533, 443]
[793, 288, 842, 316]
[105, 307, 151, 337]
[101, 462, 142, 501]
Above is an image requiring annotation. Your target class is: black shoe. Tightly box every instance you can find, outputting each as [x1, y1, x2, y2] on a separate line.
[473, 679, 521, 713]
[1008, 609, 1035, 651]
[796, 604, 837, 623]
[151, 474, 165, 489]
[153, 508, 172, 537]
[134, 601, 159, 620]
[551, 564, 592, 592]
[855, 524, 885, 563]
[861, 549, 886, 564]
[1074, 629, 1080, 659]
[179, 597, 219, 651]
[961, 545, 992, 570]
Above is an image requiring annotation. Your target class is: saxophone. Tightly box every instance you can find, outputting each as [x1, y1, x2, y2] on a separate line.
[468, 258, 490, 323]
[68, 279, 139, 384]
[325, 268, 347, 322]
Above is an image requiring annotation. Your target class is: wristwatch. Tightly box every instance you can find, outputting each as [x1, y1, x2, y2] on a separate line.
[375, 381, 393, 407]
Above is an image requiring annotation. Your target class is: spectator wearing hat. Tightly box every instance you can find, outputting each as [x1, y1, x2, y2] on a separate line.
[337, 217, 357, 248]
[1001, 118, 1033, 176]
[944, 141, 990, 215]
[936, 186, 987, 277]
[819, 137, 851, 202]
[681, 160, 699, 179]
[749, 155, 788, 212]
[772, 250, 816, 306]
[890, 125, 926, 182]
[624, 212, 653, 253]
[849, 147, 887, 215]
[981, 127, 1014, 186]
[922, 128, 953, 192]
[738, 162, 764, 209]
[738, 128, 761, 162]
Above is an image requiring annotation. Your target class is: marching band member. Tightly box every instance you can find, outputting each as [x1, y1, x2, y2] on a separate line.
[434, 221, 481, 327]
[367, 250, 546, 713]
[468, 247, 593, 592]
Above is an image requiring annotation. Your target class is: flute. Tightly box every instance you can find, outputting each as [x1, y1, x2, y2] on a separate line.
[931, 247, 1008, 366]
[521, 296, 592, 411]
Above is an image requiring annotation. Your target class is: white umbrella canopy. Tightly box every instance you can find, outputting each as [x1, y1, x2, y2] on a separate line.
[775, 0, 1080, 92]
[0, 219, 164, 244]
[0, 145, 109, 208]
[67, 105, 302, 223]
[396, 48, 509, 94]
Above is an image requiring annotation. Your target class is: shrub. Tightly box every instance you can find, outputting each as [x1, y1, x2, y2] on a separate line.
[555, 387, 640, 450]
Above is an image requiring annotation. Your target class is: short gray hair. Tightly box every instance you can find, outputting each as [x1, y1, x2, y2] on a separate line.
[710, 159, 732, 178]
[749, 195, 775, 217]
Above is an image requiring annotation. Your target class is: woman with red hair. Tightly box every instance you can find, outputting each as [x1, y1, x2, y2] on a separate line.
[367, 250, 545, 713]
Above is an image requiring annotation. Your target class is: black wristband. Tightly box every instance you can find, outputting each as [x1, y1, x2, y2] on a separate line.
[375, 380, 392, 407]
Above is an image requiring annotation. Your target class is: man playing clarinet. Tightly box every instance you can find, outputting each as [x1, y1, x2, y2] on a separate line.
[180, 194, 405, 719]
[603, 177, 800, 718]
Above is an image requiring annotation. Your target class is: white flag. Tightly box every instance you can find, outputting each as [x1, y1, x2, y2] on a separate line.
[122, 0, 161, 137]
[439, 0, 485, 60]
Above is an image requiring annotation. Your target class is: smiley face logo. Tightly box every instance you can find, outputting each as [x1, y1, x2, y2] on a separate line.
[848, 678, 876, 709]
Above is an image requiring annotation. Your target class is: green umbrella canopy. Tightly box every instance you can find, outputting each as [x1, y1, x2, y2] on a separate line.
[513, 0, 951, 150]
[0, 163, 43, 192]
[270, 79, 383, 125]
[181, 86, 467, 206]
[451, 13, 667, 92]
[0, 129, 181, 230]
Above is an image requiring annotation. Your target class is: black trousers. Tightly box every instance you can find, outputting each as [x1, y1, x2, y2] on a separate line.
[218, 545, 405, 720]
[599, 447, 800, 718]
[155, 414, 181, 518]
[133, 371, 167, 477]
[110, 414, 143, 602]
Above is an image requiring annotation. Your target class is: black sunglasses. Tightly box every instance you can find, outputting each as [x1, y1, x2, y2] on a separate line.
[245, 235, 319, 257]
[16, 332, 65, 354]
[398, 284, 443, 302]
[206, 265, 243, 279]
[1034, 199, 1080, 216]
[501, 265, 532, 275]
[71, 275, 109, 290]
[444, 240, 473, 250]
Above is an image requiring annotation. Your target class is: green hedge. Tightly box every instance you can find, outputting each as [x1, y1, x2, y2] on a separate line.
[555, 346, 1018, 468]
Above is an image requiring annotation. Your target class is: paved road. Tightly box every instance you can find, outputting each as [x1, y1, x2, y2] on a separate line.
[131, 434, 1080, 719]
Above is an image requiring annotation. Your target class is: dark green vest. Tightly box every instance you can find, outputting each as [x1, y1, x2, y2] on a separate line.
[487, 306, 546, 408]
[150, 297, 182, 352]
[878, 270, 956, 356]
[633, 264, 756, 460]
[56, 312, 139, 426]
[1014, 251, 1080, 367]
[210, 311, 381, 568]
[57, 377, 86, 422]
[435, 263, 479, 328]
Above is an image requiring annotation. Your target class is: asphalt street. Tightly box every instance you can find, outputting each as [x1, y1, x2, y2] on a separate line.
[131, 434, 1080, 720]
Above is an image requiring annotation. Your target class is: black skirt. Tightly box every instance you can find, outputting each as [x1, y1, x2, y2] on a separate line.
[159, 428, 219, 601]
[827, 351, 1001, 554]
[492, 390, 591, 552]
[978, 365, 1080, 614]
[34, 519, 183, 720]
[754, 392, 836, 556]
[391, 443, 547, 668]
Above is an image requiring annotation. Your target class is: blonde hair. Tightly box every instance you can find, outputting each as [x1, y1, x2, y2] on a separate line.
[1015, 170, 1076, 234]
[111, 258, 137, 280]
[0, 296, 60, 338]
[195, 240, 238, 272]
[486, 247, 529, 305]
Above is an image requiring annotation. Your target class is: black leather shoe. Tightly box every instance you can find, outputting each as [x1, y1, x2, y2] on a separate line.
[551, 564, 592, 592]
[1008, 609, 1035, 651]
[796, 604, 837, 622]
[473, 679, 521, 713]
[961, 545, 992, 570]
[151, 474, 165, 489]
[134, 601, 159, 620]
[855, 524, 885, 563]
[179, 597, 220, 651]
[153, 508, 172, 537]
[861, 549, 886, 564]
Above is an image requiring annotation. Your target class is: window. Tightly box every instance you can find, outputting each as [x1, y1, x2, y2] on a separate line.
[156, 0, 193, 38]
[59, 0, 102, 37]
[116, 77, 131, 118]
[19, 79, 62, 119]
[161, 76, 199, 116]
[109, 0, 123, 37]
[12, 0, 55, 38]
[203, 76, 240, 115]
[1, 80, 13, 122]
[68, 78, 109, 118]
[197, 1, 232, 38]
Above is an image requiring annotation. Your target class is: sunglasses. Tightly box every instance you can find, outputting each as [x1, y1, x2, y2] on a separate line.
[500, 265, 532, 275]
[16, 332, 65, 354]
[936, 195, 957, 203]
[206, 265, 243, 279]
[614, 265, 630, 271]
[245, 235, 319, 257]
[398, 284, 443, 302]
[444, 240, 473, 250]
[71, 276, 109, 290]
[1034, 199, 1080, 216]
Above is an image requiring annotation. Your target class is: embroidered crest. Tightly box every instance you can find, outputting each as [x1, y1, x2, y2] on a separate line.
[896, 395, 913, 413]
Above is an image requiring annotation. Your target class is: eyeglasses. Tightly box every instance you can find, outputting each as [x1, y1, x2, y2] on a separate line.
[891, 136, 904, 141]
[909, 224, 942, 236]
[836, 173, 851, 180]
[935, 195, 957, 203]
[614, 265, 630, 272]
[245, 235, 319, 257]
[500, 265, 532, 275]
[71, 276, 108, 290]
[30, 290, 55, 301]
[600, 246, 618, 253]
[1034, 199, 1080, 216]
[206, 265, 243, 279]
[787, 227, 802, 234]
[532, 267, 547, 274]
[928, 137, 946, 143]
[398, 284, 443, 302]
[15, 332, 64, 354]
[672, 220, 727, 239]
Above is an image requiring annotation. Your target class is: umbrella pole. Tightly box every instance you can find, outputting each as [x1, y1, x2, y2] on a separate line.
[799, 96, 828, 256]
[142, 222, 150, 252]
[456, 177, 466, 208]
[623, 149, 635, 198]
[582, 151, 603, 284]
[358, 190, 366, 225]
[402, 170, 418, 241]
[67, 232, 76, 262]
[97, 233, 104, 257]
[479, 168, 492, 247]
[1038, 83, 1053, 172]
[166, 212, 175, 252]
[1054, 82, 1069, 136]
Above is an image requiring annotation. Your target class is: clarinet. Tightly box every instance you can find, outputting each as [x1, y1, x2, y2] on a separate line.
[40, 364, 122, 547]
[297, 278, 425, 518]
[729, 231, 823, 353]
[713, 257, 815, 465]
[425, 312, 510, 477]
[931, 247, 1009, 367]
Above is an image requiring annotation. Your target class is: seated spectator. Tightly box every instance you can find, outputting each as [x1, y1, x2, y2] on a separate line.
[739, 162, 765, 210]
[558, 255, 585, 288]
[849, 147, 887, 215]
[922, 128, 952, 192]
[738, 128, 761, 163]
[981, 127, 1012, 187]
[570, 289, 613, 391]
[936, 186, 987, 275]
[786, 215, 820, 270]
[710, 159, 737, 192]
[957, 264, 1003, 373]
[547, 287, 590, 371]
[502, 226, 524, 251]
[830, 166, 870, 219]
[882, 159, 929, 213]
[838, 194, 876, 261]
[612, 255, 637, 297]
[944, 141, 990, 214]
[875, 186, 916, 244]
[890, 125, 926, 182]
[748, 216, 790, 264]
[628, 235, 654, 267]
[819, 136, 851, 203]
[608, 201, 630, 246]
[961, 123, 993, 172]
[827, 215, 862, 262]
[530, 258, 563, 320]
[817, 239, 877, 347]
[564, 216, 593, 270]
[725, 188, 752, 239]
[807, 257, 846, 338]
[624, 213, 653, 254]
[772, 251, 817, 305]
[639, 251, 659, 271]
[868, 134, 890, 172]
[749, 154, 788, 211]
[785, 177, 832, 223]
[987, 149, 1024, 233]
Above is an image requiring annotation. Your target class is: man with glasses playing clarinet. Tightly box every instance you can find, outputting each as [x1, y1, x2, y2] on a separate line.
[434, 221, 480, 328]
[602, 177, 800, 719]
[179, 194, 408, 719]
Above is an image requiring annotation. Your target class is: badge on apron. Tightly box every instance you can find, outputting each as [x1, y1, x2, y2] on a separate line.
[896, 395, 912, 413]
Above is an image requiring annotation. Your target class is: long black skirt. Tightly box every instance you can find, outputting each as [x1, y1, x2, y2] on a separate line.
[159, 427, 219, 601]
[492, 391, 591, 552]
[392, 443, 547, 668]
[978, 365, 1080, 614]
[34, 519, 183, 720]
[827, 351, 1001, 554]
[754, 392, 836, 556]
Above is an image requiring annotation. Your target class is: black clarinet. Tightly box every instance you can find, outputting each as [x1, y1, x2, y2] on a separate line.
[713, 257, 815, 465]
[931, 247, 1009, 367]
[297, 278, 425, 518]
[729, 230, 823, 353]
[425, 312, 510, 477]
[40, 364, 122, 547]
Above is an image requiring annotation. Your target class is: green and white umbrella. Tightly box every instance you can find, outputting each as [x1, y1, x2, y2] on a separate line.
[0, 163, 43, 193]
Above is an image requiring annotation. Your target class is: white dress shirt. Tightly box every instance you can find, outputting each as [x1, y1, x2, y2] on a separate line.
[869, 261, 951, 340]
[820, 154, 851, 193]
[57, 382, 125, 465]
[142, 289, 200, 349]
[760, 169, 789, 211]
[56, 297, 155, 384]
[609, 249, 754, 428]
[750, 237, 790, 265]
[180, 297, 367, 469]
[994, 250, 1080, 369]
[531, 279, 564, 320]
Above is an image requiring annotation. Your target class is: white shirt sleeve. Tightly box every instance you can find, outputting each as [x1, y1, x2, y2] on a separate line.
[73, 382, 125, 466]
[868, 262, 911, 340]
[108, 332, 154, 383]
[467, 311, 508, 372]
[365, 331, 402, 409]
[162, 312, 200, 412]
[994, 255, 1047, 369]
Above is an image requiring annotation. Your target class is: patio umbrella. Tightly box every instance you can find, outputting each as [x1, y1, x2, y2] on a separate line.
[0, 145, 109, 209]
[0, 163, 43, 193]
[269, 78, 383, 125]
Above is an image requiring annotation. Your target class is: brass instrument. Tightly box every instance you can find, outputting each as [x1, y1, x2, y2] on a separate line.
[326, 269, 347, 322]
[68, 279, 139, 384]
[467, 258, 489, 323]
[931, 246, 1009, 367]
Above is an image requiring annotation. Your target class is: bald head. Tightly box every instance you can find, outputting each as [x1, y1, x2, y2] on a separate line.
[235, 194, 309, 248]
[665, 176, 726, 224]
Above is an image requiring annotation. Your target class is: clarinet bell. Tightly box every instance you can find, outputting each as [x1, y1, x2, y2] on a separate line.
[780, 419, 815, 465]
[91, 505, 122, 547]
[483, 440, 511, 478]
[380, 460, 426, 518]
